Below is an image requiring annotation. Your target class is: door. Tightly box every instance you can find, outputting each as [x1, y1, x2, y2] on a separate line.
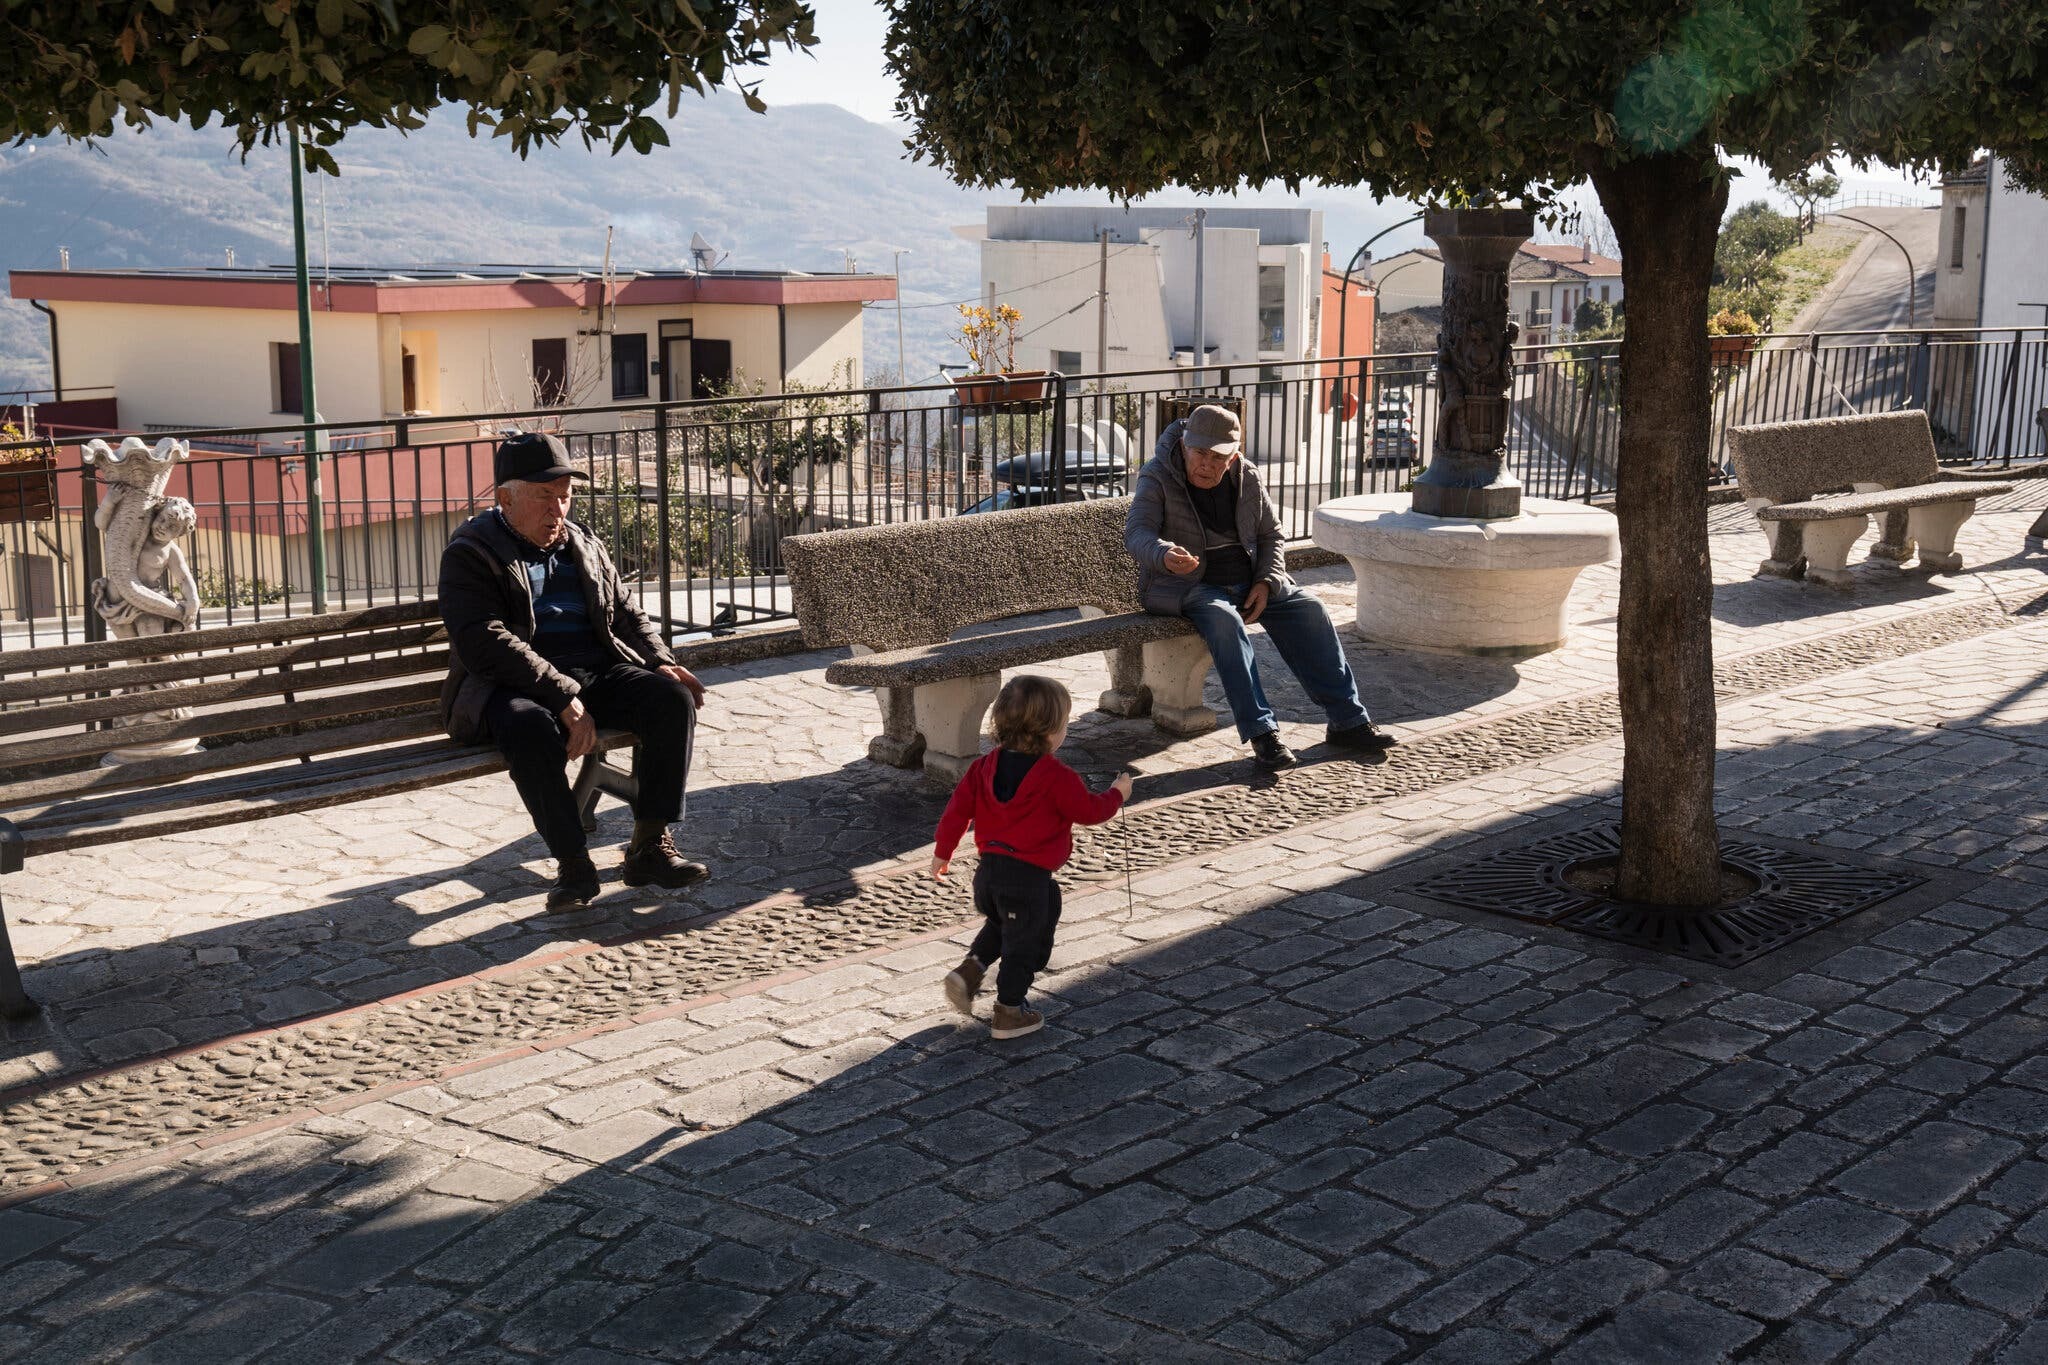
[12, 552, 55, 621]
[689, 339, 733, 400]
[401, 351, 418, 412]
[661, 336, 692, 401]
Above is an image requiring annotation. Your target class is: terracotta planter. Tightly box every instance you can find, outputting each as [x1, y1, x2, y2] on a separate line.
[0, 450, 57, 522]
[1709, 333, 1757, 366]
[950, 371, 1051, 409]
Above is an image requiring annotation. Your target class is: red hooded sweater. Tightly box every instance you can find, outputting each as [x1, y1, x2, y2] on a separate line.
[933, 750, 1125, 872]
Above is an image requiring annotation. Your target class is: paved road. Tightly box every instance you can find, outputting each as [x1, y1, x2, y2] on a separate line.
[1804, 207, 1940, 339]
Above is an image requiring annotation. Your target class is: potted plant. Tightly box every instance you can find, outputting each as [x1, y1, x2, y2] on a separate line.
[1707, 309, 1761, 365]
[0, 425, 58, 522]
[949, 303, 1049, 407]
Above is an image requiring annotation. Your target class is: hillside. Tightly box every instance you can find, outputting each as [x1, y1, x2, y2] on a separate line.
[0, 96, 1429, 405]
[0, 95, 988, 398]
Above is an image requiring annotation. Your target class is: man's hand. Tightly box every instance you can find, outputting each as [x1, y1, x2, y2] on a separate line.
[930, 855, 951, 881]
[1242, 582, 1270, 625]
[1163, 544, 1200, 576]
[1111, 772, 1135, 801]
[660, 663, 707, 708]
[559, 697, 597, 761]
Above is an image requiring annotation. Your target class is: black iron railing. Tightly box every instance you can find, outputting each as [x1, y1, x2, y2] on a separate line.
[2, 329, 2041, 650]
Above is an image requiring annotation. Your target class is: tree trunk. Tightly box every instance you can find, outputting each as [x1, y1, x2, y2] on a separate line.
[1588, 153, 1729, 907]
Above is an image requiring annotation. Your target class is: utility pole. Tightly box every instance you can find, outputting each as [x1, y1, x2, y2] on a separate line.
[892, 248, 911, 383]
[288, 127, 329, 612]
[1096, 229, 1110, 383]
[1191, 208, 1207, 386]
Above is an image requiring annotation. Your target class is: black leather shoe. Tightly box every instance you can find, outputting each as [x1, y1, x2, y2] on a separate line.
[622, 831, 711, 889]
[547, 854, 601, 910]
[1327, 722, 1398, 752]
[1251, 732, 1298, 769]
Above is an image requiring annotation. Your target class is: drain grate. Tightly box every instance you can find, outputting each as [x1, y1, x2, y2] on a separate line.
[1413, 824, 1925, 967]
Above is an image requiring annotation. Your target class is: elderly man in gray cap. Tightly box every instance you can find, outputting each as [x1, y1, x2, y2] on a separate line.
[1126, 404, 1394, 769]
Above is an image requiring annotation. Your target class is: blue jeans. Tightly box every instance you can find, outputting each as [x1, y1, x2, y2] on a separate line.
[1182, 580, 1371, 742]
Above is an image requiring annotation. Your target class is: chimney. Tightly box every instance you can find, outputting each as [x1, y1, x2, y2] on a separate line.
[58, 246, 69, 271]
[1580, 237, 1590, 263]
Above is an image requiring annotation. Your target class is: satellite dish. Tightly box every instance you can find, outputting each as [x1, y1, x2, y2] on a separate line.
[689, 232, 726, 272]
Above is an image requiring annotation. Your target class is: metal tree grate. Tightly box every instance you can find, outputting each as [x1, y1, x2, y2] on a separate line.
[1413, 824, 1925, 968]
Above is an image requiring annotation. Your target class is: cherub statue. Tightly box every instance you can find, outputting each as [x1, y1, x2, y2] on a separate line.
[91, 496, 200, 638]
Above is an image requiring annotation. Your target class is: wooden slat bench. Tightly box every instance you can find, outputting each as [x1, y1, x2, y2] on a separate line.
[0, 600, 641, 1021]
[781, 499, 1217, 786]
[1728, 411, 2015, 586]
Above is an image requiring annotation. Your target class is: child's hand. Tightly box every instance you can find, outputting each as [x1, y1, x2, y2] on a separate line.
[930, 856, 951, 880]
[1112, 772, 1135, 800]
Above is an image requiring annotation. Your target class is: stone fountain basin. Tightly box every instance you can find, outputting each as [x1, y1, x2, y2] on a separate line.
[1313, 493, 1619, 658]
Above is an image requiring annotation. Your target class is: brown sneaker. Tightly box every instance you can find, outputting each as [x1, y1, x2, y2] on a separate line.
[621, 830, 710, 889]
[991, 1002, 1043, 1040]
[944, 956, 985, 1016]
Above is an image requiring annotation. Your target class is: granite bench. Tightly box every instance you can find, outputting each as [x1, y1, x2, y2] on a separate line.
[1728, 411, 2014, 586]
[781, 499, 1216, 785]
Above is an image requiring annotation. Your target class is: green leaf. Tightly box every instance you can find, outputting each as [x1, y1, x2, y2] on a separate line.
[405, 24, 449, 55]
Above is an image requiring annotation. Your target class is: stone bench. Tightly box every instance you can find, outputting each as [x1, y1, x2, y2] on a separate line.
[0, 601, 642, 1022]
[782, 499, 1216, 785]
[1728, 411, 2014, 586]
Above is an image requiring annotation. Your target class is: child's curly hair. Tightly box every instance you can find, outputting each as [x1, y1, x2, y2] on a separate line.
[991, 675, 1071, 756]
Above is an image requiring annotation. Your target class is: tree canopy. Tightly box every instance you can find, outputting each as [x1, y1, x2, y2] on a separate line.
[884, 0, 2046, 199]
[1, 0, 815, 172]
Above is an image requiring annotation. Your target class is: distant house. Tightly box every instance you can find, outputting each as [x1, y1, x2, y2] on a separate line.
[6, 262, 895, 433]
[975, 204, 1328, 376]
[1971, 156, 2048, 460]
[1934, 158, 1989, 328]
[1371, 244, 1625, 346]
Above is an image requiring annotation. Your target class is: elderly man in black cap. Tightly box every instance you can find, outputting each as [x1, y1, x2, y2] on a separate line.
[439, 432, 708, 908]
[1127, 404, 1395, 770]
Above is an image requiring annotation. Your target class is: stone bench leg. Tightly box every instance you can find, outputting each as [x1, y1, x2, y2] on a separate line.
[1906, 502, 1974, 573]
[914, 673, 1001, 787]
[1871, 508, 1915, 565]
[1801, 515, 1868, 587]
[1751, 501, 1805, 579]
[850, 644, 926, 769]
[1142, 634, 1218, 737]
[1078, 606, 1151, 717]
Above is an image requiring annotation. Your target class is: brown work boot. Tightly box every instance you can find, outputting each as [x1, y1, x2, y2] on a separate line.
[991, 1001, 1044, 1040]
[944, 956, 985, 1016]
[621, 829, 710, 889]
[546, 853, 601, 911]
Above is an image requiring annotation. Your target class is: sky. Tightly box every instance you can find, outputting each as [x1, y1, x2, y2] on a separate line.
[753, 0, 1940, 263]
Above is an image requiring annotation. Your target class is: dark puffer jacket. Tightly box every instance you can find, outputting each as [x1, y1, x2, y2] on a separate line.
[1123, 418, 1289, 615]
[437, 510, 673, 743]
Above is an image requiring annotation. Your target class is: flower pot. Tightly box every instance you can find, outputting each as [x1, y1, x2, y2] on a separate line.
[0, 449, 58, 522]
[950, 371, 1051, 409]
[1709, 333, 1757, 367]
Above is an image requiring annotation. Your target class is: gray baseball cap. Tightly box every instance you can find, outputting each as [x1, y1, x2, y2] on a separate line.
[1182, 404, 1242, 456]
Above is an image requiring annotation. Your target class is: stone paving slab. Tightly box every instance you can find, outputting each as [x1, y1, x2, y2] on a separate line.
[0, 506, 2046, 1357]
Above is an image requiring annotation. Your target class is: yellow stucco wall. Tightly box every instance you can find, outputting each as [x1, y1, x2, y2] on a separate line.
[53, 301, 384, 430]
[49, 296, 868, 432]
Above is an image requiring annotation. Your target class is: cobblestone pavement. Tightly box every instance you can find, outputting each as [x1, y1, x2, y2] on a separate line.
[1, 498, 2046, 1359]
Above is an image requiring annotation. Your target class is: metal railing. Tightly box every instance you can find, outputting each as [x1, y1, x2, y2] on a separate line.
[1, 328, 2041, 650]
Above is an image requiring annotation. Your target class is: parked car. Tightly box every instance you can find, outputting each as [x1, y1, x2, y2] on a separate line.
[1368, 418, 1418, 468]
[960, 447, 1128, 513]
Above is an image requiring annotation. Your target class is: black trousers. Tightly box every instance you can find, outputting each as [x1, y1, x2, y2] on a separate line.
[969, 854, 1063, 1007]
[483, 661, 696, 861]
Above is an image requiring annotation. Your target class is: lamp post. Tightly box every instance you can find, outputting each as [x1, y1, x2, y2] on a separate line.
[1822, 211, 1918, 328]
[288, 127, 328, 612]
[890, 248, 911, 384]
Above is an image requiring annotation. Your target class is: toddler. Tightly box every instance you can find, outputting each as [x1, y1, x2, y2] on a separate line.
[931, 675, 1132, 1038]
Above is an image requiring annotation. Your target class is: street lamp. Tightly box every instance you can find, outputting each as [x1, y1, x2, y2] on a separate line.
[1821, 212, 1917, 328]
[890, 248, 911, 384]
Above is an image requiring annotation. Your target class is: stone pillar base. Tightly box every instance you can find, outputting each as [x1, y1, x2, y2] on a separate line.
[1313, 494, 1618, 659]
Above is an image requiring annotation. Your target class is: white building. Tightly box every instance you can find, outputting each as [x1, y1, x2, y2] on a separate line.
[976, 205, 1325, 378]
[1372, 244, 1624, 346]
[1933, 159, 1989, 328]
[1972, 156, 2048, 461]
